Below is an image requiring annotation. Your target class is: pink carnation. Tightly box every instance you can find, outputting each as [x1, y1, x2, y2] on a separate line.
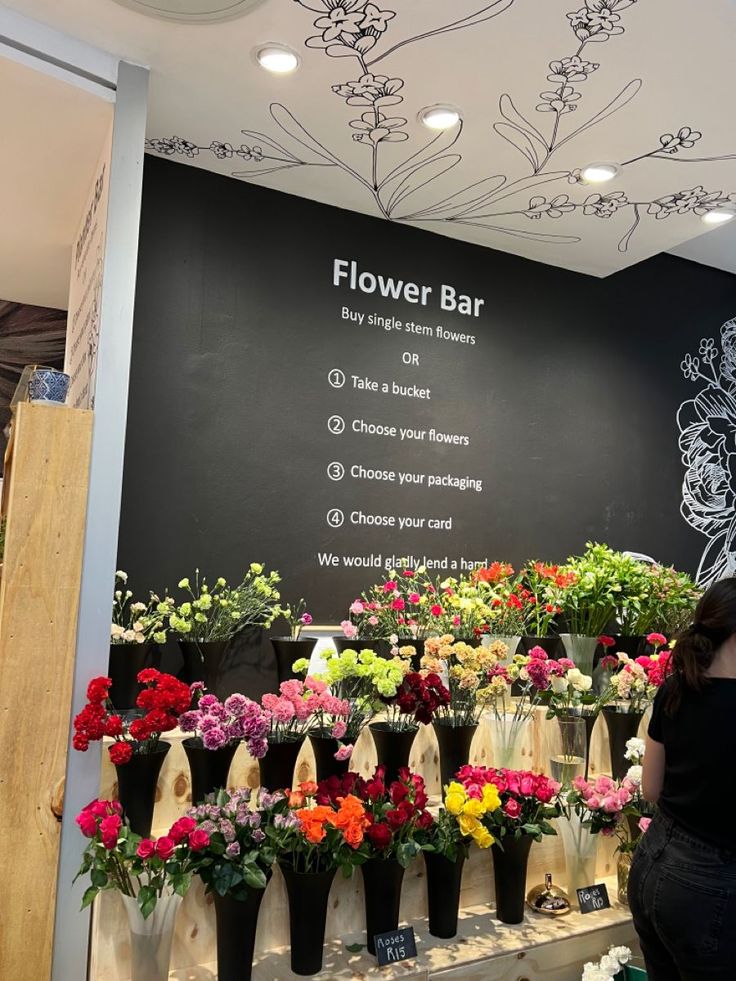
[334, 744, 353, 761]
[331, 721, 347, 739]
[639, 817, 652, 834]
[341, 620, 358, 639]
[349, 600, 364, 615]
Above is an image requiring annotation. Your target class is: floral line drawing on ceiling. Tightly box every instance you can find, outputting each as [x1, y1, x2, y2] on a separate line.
[146, 0, 736, 253]
[679, 321, 736, 585]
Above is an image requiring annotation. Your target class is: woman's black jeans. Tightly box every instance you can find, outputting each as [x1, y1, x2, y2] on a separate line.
[629, 810, 736, 980]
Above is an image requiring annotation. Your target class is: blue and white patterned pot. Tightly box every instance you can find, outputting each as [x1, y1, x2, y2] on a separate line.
[28, 368, 70, 405]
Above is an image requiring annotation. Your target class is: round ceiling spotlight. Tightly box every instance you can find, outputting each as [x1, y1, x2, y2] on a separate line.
[110, 0, 266, 24]
[581, 162, 621, 184]
[701, 208, 736, 226]
[418, 105, 462, 131]
[255, 44, 300, 75]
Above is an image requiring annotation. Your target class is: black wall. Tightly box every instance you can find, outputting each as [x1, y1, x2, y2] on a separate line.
[120, 155, 735, 636]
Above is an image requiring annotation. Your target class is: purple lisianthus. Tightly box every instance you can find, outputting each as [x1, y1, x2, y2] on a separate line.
[225, 841, 241, 858]
[252, 828, 266, 843]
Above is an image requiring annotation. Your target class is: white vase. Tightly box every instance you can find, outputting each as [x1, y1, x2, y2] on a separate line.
[121, 892, 182, 981]
[560, 634, 598, 676]
[488, 712, 532, 770]
[557, 811, 599, 898]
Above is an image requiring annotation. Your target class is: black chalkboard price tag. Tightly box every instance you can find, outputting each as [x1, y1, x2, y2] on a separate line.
[374, 927, 417, 966]
[576, 883, 611, 914]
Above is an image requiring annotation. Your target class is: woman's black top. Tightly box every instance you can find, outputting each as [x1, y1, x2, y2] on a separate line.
[649, 675, 736, 852]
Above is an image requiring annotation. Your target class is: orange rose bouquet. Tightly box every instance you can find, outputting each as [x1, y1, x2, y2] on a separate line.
[269, 781, 370, 874]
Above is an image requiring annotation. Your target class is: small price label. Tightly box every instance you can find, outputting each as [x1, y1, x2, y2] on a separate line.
[374, 926, 417, 967]
[577, 883, 611, 914]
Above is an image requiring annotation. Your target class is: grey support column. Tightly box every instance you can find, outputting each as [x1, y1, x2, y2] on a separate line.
[52, 60, 149, 981]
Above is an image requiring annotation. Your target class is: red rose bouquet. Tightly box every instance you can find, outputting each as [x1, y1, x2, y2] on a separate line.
[73, 669, 191, 765]
[74, 799, 207, 917]
[455, 766, 560, 842]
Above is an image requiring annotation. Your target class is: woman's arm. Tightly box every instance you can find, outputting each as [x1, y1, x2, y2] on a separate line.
[642, 735, 665, 803]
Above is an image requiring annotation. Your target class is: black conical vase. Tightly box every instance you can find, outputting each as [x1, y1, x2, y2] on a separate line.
[491, 834, 534, 924]
[424, 850, 465, 938]
[271, 637, 317, 685]
[603, 707, 644, 780]
[115, 741, 170, 837]
[309, 732, 349, 782]
[107, 643, 161, 710]
[213, 871, 272, 981]
[280, 863, 336, 975]
[183, 738, 238, 804]
[612, 635, 646, 658]
[369, 722, 417, 785]
[361, 856, 405, 955]
[520, 636, 564, 659]
[432, 720, 478, 789]
[407, 638, 425, 671]
[258, 737, 304, 792]
[332, 637, 392, 658]
[178, 640, 229, 696]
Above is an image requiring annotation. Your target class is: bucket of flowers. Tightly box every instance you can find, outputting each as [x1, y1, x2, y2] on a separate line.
[422, 633, 503, 787]
[268, 779, 370, 974]
[74, 800, 207, 981]
[178, 687, 270, 803]
[454, 765, 561, 923]
[72, 669, 192, 836]
[186, 787, 283, 981]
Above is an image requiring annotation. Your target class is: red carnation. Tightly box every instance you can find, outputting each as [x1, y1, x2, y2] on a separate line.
[86, 676, 112, 704]
[137, 668, 161, 685]
[103, 715, 124, 738]
[108, 741, 133, 766]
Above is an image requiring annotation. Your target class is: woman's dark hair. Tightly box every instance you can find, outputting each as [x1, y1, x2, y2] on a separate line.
[666, 576, 736, 714]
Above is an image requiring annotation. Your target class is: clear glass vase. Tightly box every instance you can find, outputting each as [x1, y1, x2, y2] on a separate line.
[482, 635, 521, 666]
[557, 810, 599, 898]
[546, 716, 587, 786]
[121, 892, 182, 981]
[488, 712, 532, 769]
[560, 634, 598, 676]
[617, 849, 632, 907]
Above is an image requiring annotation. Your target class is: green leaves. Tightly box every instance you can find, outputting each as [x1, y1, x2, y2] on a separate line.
[81, 886, 99, 910]
[137, 885, 157, 920]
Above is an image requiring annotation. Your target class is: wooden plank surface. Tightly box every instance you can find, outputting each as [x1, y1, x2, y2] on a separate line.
[0, 403, 93, 981]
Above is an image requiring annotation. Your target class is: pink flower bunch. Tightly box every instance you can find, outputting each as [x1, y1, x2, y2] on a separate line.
[455, 765, 561, 839]
[261, 678, 350, 743]
[179, 688, 269, 757]
[76, 799, 123, 849]
[570, 774, 637, 835]
[516, 646, 575, 691]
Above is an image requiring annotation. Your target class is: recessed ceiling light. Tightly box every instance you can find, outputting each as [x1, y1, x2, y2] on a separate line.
[702, 208, 736, 226]
[111, 0, 266, 23]
[256, 45, 300, 75]
[419, 105, 462, 131]
[581, 162, 620, 184]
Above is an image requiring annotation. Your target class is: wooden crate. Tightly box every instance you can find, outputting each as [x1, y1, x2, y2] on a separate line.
[0, 403, 93, 981]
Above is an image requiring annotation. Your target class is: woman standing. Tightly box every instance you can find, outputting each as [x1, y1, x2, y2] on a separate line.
[629, 577, 736, 980]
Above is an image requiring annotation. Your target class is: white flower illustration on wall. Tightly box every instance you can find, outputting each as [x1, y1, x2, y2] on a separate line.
[679, 320, 736, 584]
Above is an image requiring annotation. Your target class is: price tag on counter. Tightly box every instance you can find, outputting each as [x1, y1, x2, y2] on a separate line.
[577, 883, 611, 914]
[374, 926, 417, 966]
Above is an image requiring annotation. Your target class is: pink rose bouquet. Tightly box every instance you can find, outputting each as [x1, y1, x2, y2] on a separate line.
[179, 686, 269, 758]
[74, 800, 207, 917]
[455, 766, 561, 842]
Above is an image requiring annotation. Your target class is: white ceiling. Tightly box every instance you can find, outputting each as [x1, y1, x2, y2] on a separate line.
[669, 222, 736, 277]
[0, 54, 113, 308]
[6, 0, 736, 278]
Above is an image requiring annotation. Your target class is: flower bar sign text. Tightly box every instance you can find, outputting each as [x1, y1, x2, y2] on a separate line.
[333, 259, 486, 319]
[374, 926, 418, 967]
